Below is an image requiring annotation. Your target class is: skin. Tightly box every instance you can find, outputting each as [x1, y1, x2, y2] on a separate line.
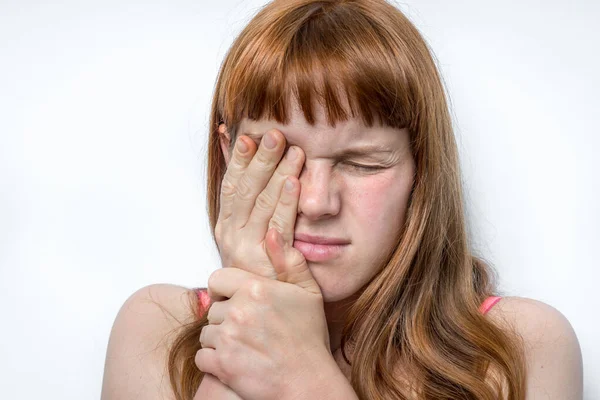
[191, 98, 414, 399]
[192, 96, 409, 399]
[218, 100, 415, 356]
[100, 91, 583, 400]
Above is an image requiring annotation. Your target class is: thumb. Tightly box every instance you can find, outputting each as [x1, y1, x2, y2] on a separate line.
[265, 227, 322, 296]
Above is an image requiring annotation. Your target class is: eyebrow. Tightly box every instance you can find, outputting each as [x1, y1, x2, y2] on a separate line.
[244, 132, 394, 158]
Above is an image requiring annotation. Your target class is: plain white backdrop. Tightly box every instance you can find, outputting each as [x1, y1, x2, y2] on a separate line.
[0, 0, 598, 398]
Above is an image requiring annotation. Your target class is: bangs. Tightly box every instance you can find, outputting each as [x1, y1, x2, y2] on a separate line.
[218, 2, 420, 135]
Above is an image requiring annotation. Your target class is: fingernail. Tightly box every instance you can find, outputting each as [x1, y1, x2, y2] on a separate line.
[286, 146, 297, 161]
[285, 178, 294, 191]
[237, 138, 248, 153]
[264, 132, 277, 149]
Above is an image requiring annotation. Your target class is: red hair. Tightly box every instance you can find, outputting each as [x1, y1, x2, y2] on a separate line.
[167, 1, 527, 398]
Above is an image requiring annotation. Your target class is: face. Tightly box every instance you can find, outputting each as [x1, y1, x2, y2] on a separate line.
[220, 102, 415, 303]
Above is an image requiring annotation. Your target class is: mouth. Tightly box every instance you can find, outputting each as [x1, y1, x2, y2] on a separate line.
[293, 233, 350, 262]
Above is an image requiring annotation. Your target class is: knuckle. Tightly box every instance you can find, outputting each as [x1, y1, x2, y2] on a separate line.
[207, 269, 223, 290]
[229, 244, 250, 267]
[268, 217, 285, 233]
[243, 279, 267, 302]
[278, 190, 296, 206]
[290, 253, 307, 270]
[235, 175, 254, 201]
[227, 307, 248, 325]
[271, 167, 286, 181]
[254, 149, 273, 168]
[254, 191, 276, 213]
[220, 179, 237, 198]
[194, 349, 203, 368]
[221, 325, 238, 345]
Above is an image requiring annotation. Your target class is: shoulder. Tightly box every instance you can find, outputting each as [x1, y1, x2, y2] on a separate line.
[101, 284, 200, 399]
[486, 296, 583, 399]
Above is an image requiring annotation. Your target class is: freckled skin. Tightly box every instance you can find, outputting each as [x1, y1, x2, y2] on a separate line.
[349, 168, 411, 283]
[227, 100, 415, 359]
[237, 108, 415, 304]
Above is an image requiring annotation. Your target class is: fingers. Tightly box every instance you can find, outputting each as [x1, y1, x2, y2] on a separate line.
[231, 130, 287, 229]
[206, 301, 226, 325]
[207, 267, 260, 301]
[266, 176, 300, 246]
[195, 347, 224, 381]
[194, 373, 241, 400]
[264, 228, 288, 278]
[218, 125, 304, 246]
[199, 323, 218, 348]
[246, 148, 304, 241]
[218, 131, 257, 224]
[265, 227, 322, 296]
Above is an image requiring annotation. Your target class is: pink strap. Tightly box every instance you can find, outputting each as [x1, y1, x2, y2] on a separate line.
[194, 288, 211, 315]
[195, 288, 500, 316]
[480, 296, 502, 315]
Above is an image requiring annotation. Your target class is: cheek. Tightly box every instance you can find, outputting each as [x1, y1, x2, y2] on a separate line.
[349, 173, 412, 231]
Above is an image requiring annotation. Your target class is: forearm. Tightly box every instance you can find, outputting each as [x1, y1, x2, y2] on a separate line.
[284, 354, 359, 400]
[195, 360, 358, 400]
[312, 365, 359, 400]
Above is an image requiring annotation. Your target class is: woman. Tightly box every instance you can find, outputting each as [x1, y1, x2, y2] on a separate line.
[101, 0, 583, 399]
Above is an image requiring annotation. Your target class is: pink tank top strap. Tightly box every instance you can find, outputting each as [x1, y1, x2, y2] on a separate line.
[194, 288, 501, 317]
[479, 296, 502, 315]
[193, 287, 211, 316]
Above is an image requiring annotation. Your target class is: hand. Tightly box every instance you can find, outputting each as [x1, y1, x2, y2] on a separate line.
[195, 125, 310, 399]
[193, 373, 243, 400]
[213, 126, 305, 287]
[195, 228, 331, 400]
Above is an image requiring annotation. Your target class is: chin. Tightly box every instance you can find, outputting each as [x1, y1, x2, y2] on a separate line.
[321, 291, 353, 303]
[311, 271, 358, 303]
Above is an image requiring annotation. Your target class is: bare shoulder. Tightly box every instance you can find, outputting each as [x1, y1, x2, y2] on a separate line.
[101, 284, 199, 400]
[486, 296, 583, 400]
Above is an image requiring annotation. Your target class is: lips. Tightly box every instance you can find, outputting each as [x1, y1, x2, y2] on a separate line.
[293, 233, 350, 245]
[293, 233, 350, 262]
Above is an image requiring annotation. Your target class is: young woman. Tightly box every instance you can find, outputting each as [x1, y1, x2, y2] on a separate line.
[101, 0, 583, 399]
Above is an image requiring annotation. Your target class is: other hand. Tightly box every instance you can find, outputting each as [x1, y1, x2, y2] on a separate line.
[196, 245, 329, 400]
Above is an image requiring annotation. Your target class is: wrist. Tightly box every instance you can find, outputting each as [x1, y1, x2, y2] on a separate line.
[283, 349, 358, 400]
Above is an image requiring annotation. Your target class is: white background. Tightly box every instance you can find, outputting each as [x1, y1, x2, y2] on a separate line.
[1, 0, 598, 398]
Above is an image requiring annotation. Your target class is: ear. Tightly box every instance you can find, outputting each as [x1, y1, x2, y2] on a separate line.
[218, 123, 232, 165]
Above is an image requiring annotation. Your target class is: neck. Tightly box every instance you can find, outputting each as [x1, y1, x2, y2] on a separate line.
[323, 293, 360, 354]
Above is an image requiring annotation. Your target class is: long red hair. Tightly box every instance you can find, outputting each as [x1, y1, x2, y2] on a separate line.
[167, 1, 527, 398]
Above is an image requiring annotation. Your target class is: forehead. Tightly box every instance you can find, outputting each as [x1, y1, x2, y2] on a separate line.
[238, 105, 403, 153]
[240, 118, 374, 142]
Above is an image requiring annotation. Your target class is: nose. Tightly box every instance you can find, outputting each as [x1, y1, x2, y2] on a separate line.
[297, 161, 341, 220]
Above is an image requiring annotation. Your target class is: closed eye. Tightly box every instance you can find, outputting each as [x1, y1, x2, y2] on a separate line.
[247, 135, 386, 173]
[343, 162, 386, 172]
